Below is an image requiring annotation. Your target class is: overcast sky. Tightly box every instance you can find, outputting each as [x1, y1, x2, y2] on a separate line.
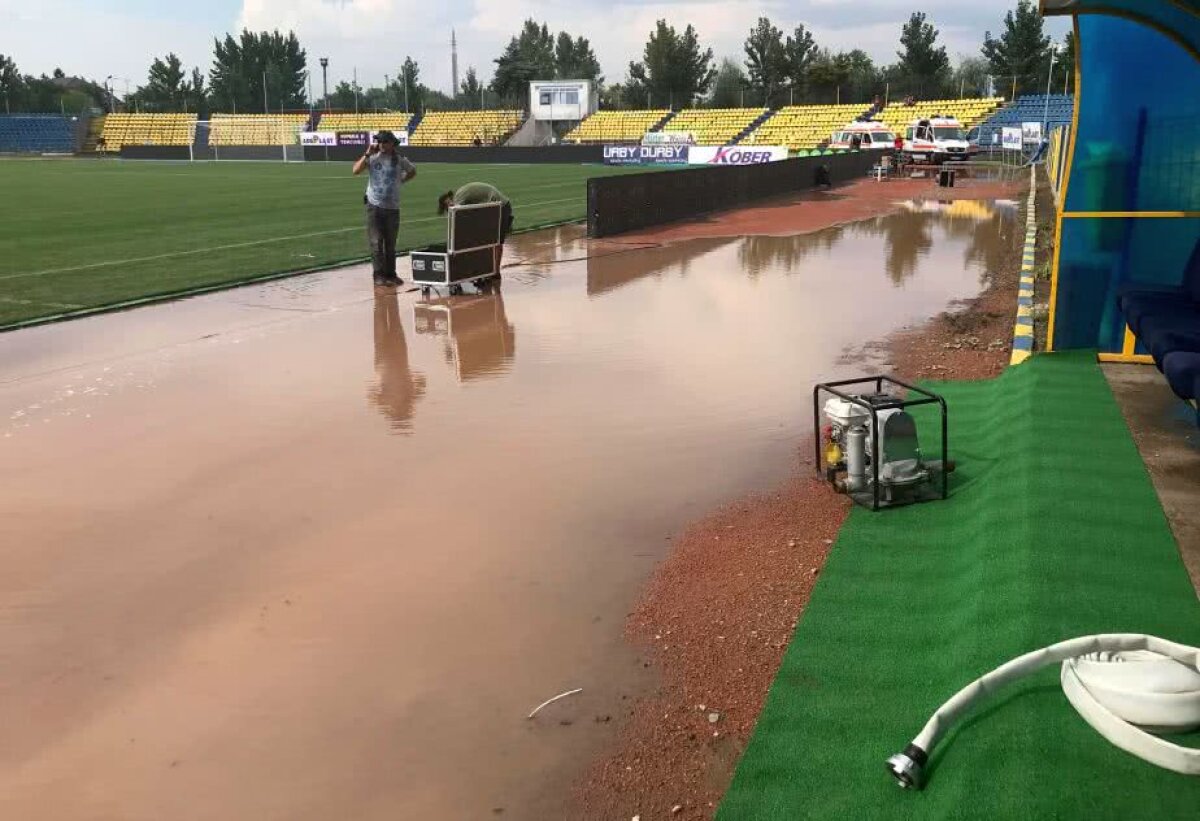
[2, 0, 1069, 95]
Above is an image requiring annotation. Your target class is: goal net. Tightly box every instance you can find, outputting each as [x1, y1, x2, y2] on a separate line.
[188, 115, 309, 161]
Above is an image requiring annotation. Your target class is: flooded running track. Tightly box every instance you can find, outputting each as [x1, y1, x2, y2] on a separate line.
[0, 202, 1014, 820]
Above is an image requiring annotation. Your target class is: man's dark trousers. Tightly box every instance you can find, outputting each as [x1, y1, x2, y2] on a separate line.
[366, 204, 400, 279]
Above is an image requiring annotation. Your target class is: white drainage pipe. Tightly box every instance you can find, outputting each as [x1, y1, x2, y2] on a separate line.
[886, 634, 1200, 789]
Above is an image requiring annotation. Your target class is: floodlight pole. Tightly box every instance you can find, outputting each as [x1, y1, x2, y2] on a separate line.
[1043, 48, 1057, 136]
[262, 70, 269, 114]
[319, 57, 329, 112]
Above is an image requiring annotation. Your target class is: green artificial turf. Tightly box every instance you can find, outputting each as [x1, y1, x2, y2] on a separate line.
[720, 352, 1200, 820]
[0, 158, 650, 328]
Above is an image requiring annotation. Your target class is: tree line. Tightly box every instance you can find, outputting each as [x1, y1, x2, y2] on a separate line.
[0, 1, 1069, 117]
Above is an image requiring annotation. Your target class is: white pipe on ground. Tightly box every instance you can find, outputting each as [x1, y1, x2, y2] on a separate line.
[887, 634, 1200, 789]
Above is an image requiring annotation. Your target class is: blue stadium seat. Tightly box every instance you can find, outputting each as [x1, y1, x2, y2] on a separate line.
[1118, 238, 1200, 367]
[0, 115, 78, 153]
[1162, 351, 1200, 401]
[973, 95, 1075, 145]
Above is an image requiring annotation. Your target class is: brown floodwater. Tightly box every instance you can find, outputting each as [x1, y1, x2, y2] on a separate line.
[0, 202, 1013, 820]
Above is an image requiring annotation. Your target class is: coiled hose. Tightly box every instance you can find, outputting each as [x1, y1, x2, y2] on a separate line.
[886, 634, 1200, 789]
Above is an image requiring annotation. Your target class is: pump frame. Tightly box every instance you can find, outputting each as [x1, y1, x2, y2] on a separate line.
[812, 376, 949, 511]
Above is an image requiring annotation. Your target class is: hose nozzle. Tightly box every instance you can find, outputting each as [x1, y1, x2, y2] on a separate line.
[885, 744, 927, 789]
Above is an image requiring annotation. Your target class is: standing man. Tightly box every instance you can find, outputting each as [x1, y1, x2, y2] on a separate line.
[353, 130, 416, 287]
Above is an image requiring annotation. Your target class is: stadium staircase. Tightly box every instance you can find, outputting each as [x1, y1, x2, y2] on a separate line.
[731, 110, 775, 145]
[192, 122, 210, 151]
[82, 115, 105, 152]
[407, 112, 423, 134]
[649, 111, 676, 132]
[973, 94, 1074, 145]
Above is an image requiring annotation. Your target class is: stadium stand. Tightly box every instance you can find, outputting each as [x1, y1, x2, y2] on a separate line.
[875, 97, 1005, 134]
[315, 112, 414, 133]
[209, 113, 309, 146]
[409, 111, 524, 146]
[99, 113, 196, 149]
[563, 110, 670, 143]
[0, 114, 78, 153]
[742, 105, 866, 150]
[661, 108, 768, 146]
[972, 94, 1074, 146]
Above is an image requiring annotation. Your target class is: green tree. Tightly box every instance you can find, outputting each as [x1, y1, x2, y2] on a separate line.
[743, 17, 787, 107]
[554, 33, 602, 82]
[188, 67, 209, 118]
[981, 0, 1052, 98]
[1059, 31, 1075, 95]
[0, 54, 24, 113]
[626, 20, 716, 109]
[783, 25, 818, 101]
[491, 20, 556, 103]
[952, 56, 991, 98]
[398, 57, 424, 113]
[709, 58, 748, 108]
[210, 29, 307, 113]
[327, 80, 361, 111]
[895, 12, 950, 98]
[460, 67, 482, 108]
[140, 53, 188, 111]
[808, 49, 877, 105]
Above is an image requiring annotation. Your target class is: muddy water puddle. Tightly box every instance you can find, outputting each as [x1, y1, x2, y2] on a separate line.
[0, 202, 1013, 820]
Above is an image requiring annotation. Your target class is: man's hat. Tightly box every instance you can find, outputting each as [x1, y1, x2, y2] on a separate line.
[376, 129, 398, 144]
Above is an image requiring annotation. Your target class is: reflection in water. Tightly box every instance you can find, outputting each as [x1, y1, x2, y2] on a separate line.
[735, 201, 1015, 288]
[586, 237, 735, 295]
[413, 293, 516, 382]
[369, 292, 427, 432]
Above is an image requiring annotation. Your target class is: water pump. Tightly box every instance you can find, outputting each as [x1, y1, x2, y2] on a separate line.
[813, 376, 952, 510]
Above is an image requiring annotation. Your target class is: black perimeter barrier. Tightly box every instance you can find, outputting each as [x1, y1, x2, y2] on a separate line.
[302, 144, 604, 164]
[587, 151, 876, 238]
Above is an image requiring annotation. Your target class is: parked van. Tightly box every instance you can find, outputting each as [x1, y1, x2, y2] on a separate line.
[901, 116, 971, 163]
[830, 121, 897, 151]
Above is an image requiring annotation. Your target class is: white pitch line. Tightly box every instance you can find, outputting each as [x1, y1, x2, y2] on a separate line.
[0, 196, 583, 281]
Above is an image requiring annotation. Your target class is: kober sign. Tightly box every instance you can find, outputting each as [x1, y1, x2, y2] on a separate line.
[688, 145, 787, 165]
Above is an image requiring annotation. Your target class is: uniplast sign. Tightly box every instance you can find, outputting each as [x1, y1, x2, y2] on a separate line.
[688, 146, 787, 165]
[602, 144, 689, 165]
[300, 131, 337, 146]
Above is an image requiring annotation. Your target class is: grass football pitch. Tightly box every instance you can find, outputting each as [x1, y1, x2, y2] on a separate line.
[0, 158, 649, 328]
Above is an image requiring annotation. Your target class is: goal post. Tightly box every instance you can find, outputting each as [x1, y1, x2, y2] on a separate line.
[188, 116, 309, 162]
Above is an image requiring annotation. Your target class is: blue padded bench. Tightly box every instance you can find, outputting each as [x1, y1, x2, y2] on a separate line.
[1117, 238, 1200, 365]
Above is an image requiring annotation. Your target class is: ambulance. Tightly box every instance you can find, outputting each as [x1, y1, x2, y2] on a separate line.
[829, 120, 897, 151]
[901, 116, 972, 163]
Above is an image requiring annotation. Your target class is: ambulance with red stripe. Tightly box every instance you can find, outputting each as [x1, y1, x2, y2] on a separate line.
[901, 116, 972, 163]
[829, 120, 897, 151]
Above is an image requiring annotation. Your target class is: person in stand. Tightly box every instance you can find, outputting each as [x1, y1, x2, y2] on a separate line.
[437, 183, 514, 276]
[353, 130, 417, 287]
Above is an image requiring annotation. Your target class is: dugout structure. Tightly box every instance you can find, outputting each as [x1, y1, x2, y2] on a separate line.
[1040, 0, 1200, 360]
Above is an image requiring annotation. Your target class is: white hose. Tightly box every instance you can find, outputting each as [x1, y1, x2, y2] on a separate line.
[888, 634, 1200, 788]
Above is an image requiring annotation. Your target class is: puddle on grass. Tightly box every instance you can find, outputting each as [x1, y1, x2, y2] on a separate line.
[0, 202, 1014, 820]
